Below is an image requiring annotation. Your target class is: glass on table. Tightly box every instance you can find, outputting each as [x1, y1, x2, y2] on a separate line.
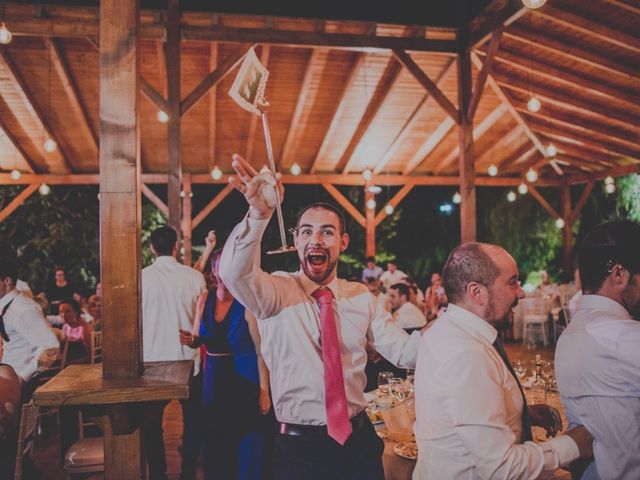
[377, 371, 394, 396]
[406, 368, 415, 385]
[513, 360, 527, 381]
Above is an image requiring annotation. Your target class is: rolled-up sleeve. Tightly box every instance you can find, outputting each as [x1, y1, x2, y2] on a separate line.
[16, 304, 59, 378]
[369, 295, 420, 369]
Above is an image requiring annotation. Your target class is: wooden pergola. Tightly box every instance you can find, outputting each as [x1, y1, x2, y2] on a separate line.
[0, 0, 637, 477]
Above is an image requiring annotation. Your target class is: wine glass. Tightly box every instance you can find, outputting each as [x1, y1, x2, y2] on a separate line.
[378, 371, 394, 396]
[513, 360, 527, 382]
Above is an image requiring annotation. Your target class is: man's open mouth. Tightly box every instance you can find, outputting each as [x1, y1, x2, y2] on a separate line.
[307, 251, 328, 267]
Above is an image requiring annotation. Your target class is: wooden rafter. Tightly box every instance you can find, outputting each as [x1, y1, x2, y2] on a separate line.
[141, 184, 168, 216]
[310, 53, 365, 174]
[47, 38, 98, 152]
[375, 58, 456, 175]
[569, 163, 640, 185]
[498, 143, 536, 173]
[393, 49, 459, 122]
[600, 0, 640, 15]
[0, 184, 39, 223]
[403, 117, 456, 175]
[433, 103, 507, 174]
[466, 0, 526, 49]
[157, 40, 167, 98]
[539, 140, 616, 168]
[245, 46, 270, 163]
[529, 186, 560, 219]
[467, 28, 502, 121]
[569, 180, 595, 226]
[374, 183, 414, 226]
[322, 183, 365, 227]
[279, 49, 320, 171]
[180, 43, 254, 117]
[339, 57, 403, 173]
[553, 155, 607, 172]
[192, 184, 234, 229]
[0, 115, 38, 172]
[476, 124, 523, 170]
[0, 46, 73, 172]
[181, 173, 193, 265]
[208, 43, 217, 171]
[140, 77, 168, 113]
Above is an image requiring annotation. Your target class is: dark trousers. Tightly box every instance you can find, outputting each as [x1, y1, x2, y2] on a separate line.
[143, 372, 202, 480]
[274, 418, 384, 480]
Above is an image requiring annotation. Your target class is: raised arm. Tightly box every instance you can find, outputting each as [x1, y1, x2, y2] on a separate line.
[193, 231, 217, 272]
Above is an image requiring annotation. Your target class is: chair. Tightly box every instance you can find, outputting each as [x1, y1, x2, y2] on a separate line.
[13, 402, 39, 480]
[522, 296, 549, 347]
[90, 331, 102, 364]
[63, 411, 104, 479]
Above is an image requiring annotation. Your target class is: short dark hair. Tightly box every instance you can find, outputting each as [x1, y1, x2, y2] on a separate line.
[59, 298, 81, 315]
[296, 202, 346, 235]
[0, 258, 18, 284]
[365, 256, 375, 263]
[390, 282, 410, 299]
[442, 242, 501, 304]
[151, 226, 177, 256]
[579, 220, 640, 293]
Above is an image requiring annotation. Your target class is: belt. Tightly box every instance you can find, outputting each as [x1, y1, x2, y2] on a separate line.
[278, 411, 369, 437]
[205, 351, 232, 357]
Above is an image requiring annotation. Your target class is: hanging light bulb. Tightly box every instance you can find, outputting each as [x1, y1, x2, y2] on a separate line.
[527, 96, 542, 113]
[0, 22, 12, 45]
[366, 199, 376, 210]
[518, 182, 528, 195]
[555, 218, 565, 229]
[605, 182, 616, 194]
[452, 192, 461, 204]
[525, 167, 538, 183]
[604, 176, 614, 185]
[10, 168, 21, 180]
[43, 138, 57, 153]
[210, 166, 222, 180]
[157, 111, 169, 123]
[362, 169, 373, 181]
[546, 144, 557, 157]
[507, 191, 517, 202]
[522, 0, 547, 9]
[384, 204, 394, 215]
[39, 183, 51, 195]
[487, 164, 498, 177]
[290, 162, 301, 176]
[367, 185, 382, 194]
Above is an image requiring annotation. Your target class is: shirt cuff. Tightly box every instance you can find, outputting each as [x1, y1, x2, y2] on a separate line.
[541, 435, 580, 470]
[239, 211, 271, 244]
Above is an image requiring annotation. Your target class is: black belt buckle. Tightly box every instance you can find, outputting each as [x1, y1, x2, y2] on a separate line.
[278, 411, 369, 437]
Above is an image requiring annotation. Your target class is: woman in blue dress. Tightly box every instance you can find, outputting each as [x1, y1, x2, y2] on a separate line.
[181, 247, 271, 479]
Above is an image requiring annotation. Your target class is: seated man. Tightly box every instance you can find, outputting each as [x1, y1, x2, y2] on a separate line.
[556, 221, 640, 479]
[387, 283, 426, 332]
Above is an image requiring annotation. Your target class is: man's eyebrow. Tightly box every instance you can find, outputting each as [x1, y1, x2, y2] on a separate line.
[299, 224, 337, 229]
[507, 274, 518, 282]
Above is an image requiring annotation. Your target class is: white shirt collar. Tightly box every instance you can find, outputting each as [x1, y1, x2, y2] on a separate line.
[578, 294, 632, 320]
[298, 269, 340, 300]
[153, 255, 178, 265]
[445, 303, 498, 345]
[0, 289, 18, 310]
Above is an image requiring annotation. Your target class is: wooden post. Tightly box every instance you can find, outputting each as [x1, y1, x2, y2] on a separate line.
[458, 49, 476, 243]
[181, 173, 193, 265]
[365, 181, 375, 257]
[561, 182, 572, 273]
[99, 0, 143, 476]
[166, 0, 182, 247]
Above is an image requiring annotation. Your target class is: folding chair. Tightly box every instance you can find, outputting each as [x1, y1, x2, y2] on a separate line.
[13, 402, 39, 480]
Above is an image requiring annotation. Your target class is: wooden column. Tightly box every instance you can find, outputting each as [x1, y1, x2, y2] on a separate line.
[561, 182, 572, 273]
[365, 181, 375, 257]
[181, 173, 193, 265]
[458, 49, 476, 242]
[99, 0, 143, 477]
[166, 0, 182, 246]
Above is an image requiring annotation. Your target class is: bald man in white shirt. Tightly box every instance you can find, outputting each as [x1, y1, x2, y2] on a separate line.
[220, 154, 421, 480]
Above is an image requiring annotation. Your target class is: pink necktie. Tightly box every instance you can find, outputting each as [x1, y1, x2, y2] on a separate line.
[312, 288, 352, 445]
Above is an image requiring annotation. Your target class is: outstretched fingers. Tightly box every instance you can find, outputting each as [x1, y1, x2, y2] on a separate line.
[228, 175, 247, 194]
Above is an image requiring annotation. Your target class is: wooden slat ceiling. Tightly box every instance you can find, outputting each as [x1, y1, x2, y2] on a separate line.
[0, 0, 638, 184]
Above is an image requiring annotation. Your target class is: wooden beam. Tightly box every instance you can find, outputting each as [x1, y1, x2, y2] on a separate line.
[245, 46, 270, 163]
[403, 117, 456, 175]
[457, 50, 476, 242]
[321, 183, 366, 227]
[570, 164, 640, 185]
[467, 28, 502, 121]
[181, 173, 193, 266]
[497, 143, 537, 173]
[394, 49, 459, 123]
[279, 49, 319, 170]
[476, 124, 523, 170]
[141, 184, 168, 216]
[561, 182, 572, 273]
[504, 26, 639, 81]
[208, 43, 218, 172]
[192, 184, 234, 229]
[364, 181, 375, 256]
[600, 0, 640, 15]
[537, 138, 617, 166]
[0, 184, 39, 223]
[375, 58, 456, 175]
[569, 180, 595, 226]
[339, 57, 403, 173]
[0, 46, 73, 173]
[534, 5, 640, 54]
[374, 183, 413, 226]
[166, 0, 182, 243]
[528, 186, 560, 219]
[433, 103, 507, 174]
[140, 77, 168, 113]
[310, 53, 365, 173]
[157, 40, 167, 98]
[466, 0, 526, 49]
[0, 115, 37, 172]
[47, 38, 98, 152]
[180, 43, 253, 117]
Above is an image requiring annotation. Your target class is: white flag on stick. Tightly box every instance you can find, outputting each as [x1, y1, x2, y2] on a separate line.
[228, 47, 270, 116]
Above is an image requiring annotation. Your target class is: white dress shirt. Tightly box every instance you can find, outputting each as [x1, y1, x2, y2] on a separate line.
[414, 303, 579, 479]
[0, 290, 59, 382]
[556, 295, 640, 480]
[379, 269, 407, 291]
[220, 214, 420, 425]
[393, 302, 426, 329]
[142, 256, 206, 375]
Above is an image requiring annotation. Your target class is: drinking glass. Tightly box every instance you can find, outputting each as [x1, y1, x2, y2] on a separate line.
[406, 369, 415, 385]
[378, 371, 394, 396]
[513, 360, 527, 381]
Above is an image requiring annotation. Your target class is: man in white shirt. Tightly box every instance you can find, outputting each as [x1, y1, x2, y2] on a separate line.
[387, 283, 427, 331]
[0, 258, 59, 401]
[556, 220, 640, 480]
[141, 227, 206, 480]
[414, 242, 593, 479]
[361, 256, 383, 283]
[220, 154, 421, 480]
[379, 261, 406, 292]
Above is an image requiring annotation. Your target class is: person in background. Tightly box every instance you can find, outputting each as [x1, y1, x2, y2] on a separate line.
[361, 256, 383, 284]
[44, 267, 75, 315]
[379, 261, 406, 292]
[387, 283, 427, 332]
[0, 338, 24, 479]
[423, 272, 447, 322]
[403, 277, 425, 311]
[59, 299, 92, 364]
[193, 230, 217, 274]
[86, 295, 102, 331]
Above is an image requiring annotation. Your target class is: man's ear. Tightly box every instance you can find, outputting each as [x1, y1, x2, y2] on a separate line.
[611, 264, 631, 287]
[340, 233, 350, 252]
[466, 282, 485, 305]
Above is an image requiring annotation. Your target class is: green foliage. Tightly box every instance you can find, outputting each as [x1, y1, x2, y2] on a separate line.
[141, 203, 167, 267]
[616, 174, 640, 222]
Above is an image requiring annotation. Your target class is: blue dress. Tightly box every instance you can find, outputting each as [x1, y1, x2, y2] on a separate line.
[200, 289, 265, 480]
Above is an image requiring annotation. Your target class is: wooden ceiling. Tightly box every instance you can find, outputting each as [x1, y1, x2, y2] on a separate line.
[0, 0, 638, 185]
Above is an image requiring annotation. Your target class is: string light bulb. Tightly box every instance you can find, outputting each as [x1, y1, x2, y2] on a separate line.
[555, 218, 565, 229]
[605, 182, 616, 194]
[367, 185, 382, 194]
[39, 183, 51, 195]
[210, 166, 222, 180]
[384, 204, 394, 215]
[362, 169, 373, 181]
[366, 199, 376, 210]
[290, 162, 301, 176]
[522, 0, 547, 9]
[527, 96, 541, 113]
[452, 192, 461, 204]
[507, 191, 517, 202]
[0, 22, 12, 45]
[43, 138, 57, 153]
[546, 144, 557, 157]
[10, 168, 21, 180]
[518, 182, 528, 195]
[604, 176, 614, 185]
[157, 111, 169, 123]
[525, 168, 538, 183]
[487, 164, 498, 177]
